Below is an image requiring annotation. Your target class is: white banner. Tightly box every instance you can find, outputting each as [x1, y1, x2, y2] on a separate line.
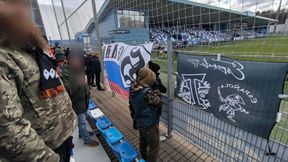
[103, 42, 153, 98]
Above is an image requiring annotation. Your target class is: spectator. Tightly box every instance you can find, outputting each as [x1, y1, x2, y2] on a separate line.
[130, 62, 167, 131]
[91, 51, 104, 91]
[148, 61, 167, 142]
[84, 52, 94, 87]
[62, 48, 99, 147]
[148, 61, 167, 94]
[129, 67, 163, 162]
[64, 47, 70, 58]
[49, 45, 56, 58]
[55, 43, 65, 63]
[0, 1, 77, 162]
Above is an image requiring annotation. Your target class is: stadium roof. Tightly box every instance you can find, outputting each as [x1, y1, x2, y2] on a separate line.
[39, 4, 94, 40]
[93, 0, 277, 30]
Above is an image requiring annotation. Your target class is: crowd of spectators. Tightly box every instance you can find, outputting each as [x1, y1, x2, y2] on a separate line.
[150, 27, 265, 49]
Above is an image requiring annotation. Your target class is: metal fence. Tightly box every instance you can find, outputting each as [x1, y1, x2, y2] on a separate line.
[160, 96, 288, 161]
[157, 47, 288, 161]
[176, 98, 288, 161]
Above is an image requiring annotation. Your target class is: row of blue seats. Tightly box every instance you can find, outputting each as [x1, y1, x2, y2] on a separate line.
[88, 100, 145, 162]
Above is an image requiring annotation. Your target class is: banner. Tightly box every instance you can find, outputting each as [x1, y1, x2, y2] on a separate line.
[103, 42, 153, 99]
[175, 54, 288, 138]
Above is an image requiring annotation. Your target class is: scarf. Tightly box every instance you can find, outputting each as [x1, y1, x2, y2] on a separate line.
[34, 48, 64, 99]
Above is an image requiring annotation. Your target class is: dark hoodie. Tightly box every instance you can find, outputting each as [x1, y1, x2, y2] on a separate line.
[129, 82, 163, 128]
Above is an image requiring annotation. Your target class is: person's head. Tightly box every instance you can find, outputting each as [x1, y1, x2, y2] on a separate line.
[68, 53, 84, 69]
[93, 51, 100, 58]
[137, 67, 156, 87]
[148, 61, 161, 76]
[0, 0, 48, 50]
[69, 44, 84, 69]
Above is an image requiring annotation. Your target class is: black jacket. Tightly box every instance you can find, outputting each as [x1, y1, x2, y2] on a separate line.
[153, 76, 167, 93]
[129, 83, 163, 128]
[62, 64, 90, 114]
[91, 56, 101, 73]
[85, 55, 93, 73]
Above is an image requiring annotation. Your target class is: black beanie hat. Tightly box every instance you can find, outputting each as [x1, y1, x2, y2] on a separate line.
[148, 61, 161, 74]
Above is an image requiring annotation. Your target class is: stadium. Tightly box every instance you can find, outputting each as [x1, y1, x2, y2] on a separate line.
[26, 0, 288, 162]
[80, 0, 278, 49]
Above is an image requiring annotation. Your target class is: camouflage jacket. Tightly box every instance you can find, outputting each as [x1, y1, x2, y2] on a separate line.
[0, 48, 77, 162]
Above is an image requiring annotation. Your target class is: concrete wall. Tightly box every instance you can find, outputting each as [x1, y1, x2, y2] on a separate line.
[99, 12, 117, 39]
[268, 23, 288, 34]
[90, 10, 149, 45]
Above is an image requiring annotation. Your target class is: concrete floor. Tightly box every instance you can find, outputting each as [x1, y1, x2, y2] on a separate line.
[72, 128, 111, 162]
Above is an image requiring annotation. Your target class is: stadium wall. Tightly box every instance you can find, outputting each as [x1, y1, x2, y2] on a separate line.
[88, 10, 150, 45]
[269, 24, 288, 34]
[99, 11, 117, 39]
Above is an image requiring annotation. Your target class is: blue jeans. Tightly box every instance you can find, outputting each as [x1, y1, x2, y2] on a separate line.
[77, 113, 90, 144]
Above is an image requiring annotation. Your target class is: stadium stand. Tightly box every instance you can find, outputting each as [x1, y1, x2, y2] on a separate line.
[149, 27, 265, 49]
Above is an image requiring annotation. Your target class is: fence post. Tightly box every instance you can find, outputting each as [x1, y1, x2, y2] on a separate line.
[60, 0, 71, 43]
[167, 38, 173, 138]
[51, 0, 63, 41]
[91, 0, 106, 89]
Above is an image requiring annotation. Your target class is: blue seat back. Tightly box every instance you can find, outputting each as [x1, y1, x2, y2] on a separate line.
[96, 121, 105, 135]
[115, 141, 138, 162]
[88, 99, 97, 110]
[97, 116, 113, 130]
[103, 127, 124, 145]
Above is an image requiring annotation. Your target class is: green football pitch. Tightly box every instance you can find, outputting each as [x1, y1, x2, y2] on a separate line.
[151, 35, 288, 145]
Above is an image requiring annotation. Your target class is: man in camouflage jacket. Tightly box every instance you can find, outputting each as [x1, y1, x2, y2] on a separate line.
[0, 0, 77, 162]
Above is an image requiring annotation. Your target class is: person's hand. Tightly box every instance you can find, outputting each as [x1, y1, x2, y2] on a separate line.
[154, 90, 162, 97]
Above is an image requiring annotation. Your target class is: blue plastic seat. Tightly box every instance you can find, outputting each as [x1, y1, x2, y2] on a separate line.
[138, 159, 146, 162]
[115, 141, 139, 162]
[88, 99, 97, 110]
[89, 108, 104, 120]
[103, 127, 124, 145]
[97, 116, 113, 130]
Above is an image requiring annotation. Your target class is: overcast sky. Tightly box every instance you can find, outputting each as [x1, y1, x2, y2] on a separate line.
[37, 0, 287, 12]
[38, 0, 287, 40]
[38, 0, 104, 11]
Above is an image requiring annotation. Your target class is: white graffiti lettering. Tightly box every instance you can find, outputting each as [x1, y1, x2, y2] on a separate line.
[218, 87, 249, 123]
[178, 73, 211, 109]
[188, 58, 245, 80]
[220, 84, 257, 104]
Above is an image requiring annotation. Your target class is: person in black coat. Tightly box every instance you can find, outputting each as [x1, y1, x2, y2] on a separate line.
[90, 52, 104, 91]
[84, 53, 93, 86]
[129, 61, 167, 130]
[148, 61, 168, 142]
[148, 61, 167, 94]
[62, 51, 99, 147]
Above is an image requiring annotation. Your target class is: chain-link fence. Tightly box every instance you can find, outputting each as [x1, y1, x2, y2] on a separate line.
[40, 0, 288, 161]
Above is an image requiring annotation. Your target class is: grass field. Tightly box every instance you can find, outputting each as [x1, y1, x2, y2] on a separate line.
[189, 36, 288, 57]
[151, 35, 288, 145]
[152, 35, 288, 67]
